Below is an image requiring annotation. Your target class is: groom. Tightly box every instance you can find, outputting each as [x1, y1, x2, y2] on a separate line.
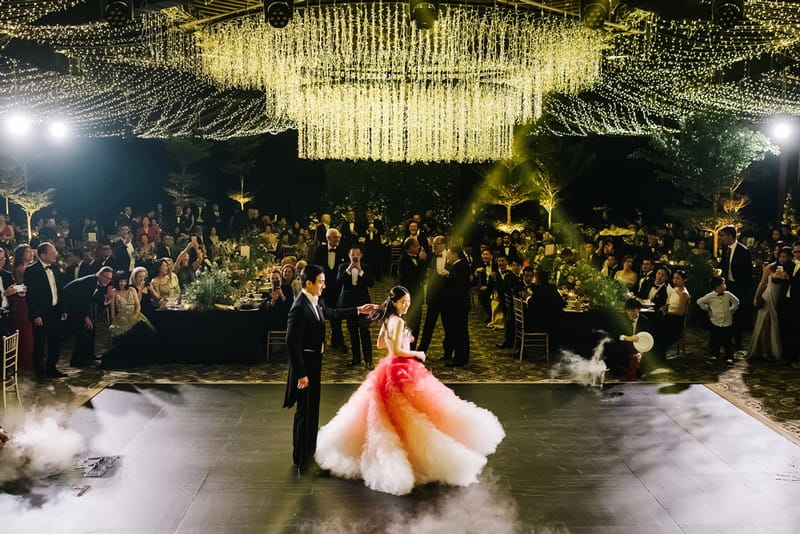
[283, 264, 377, 474]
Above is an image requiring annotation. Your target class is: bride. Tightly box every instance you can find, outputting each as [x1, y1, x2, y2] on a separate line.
[315, 286, 505, 496]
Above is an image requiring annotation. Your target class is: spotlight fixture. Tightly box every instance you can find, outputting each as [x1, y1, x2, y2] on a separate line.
[771, 120, 793, 142]
[104, 1, 133, 29]
[49, 121, 69, 140]
[409, 0, 439, 30]
[5, 113, 32, 137]
[712, 0, 744, 29]
[580, 0, 610, 30]
[264, 0, 293, 28]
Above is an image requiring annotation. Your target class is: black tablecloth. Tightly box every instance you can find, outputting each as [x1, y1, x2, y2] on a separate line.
[146, 308, 278, 364]
[559, 309, 656, 356]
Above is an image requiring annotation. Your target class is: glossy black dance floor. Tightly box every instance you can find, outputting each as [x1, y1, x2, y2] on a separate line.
[3, 383, 800, 533]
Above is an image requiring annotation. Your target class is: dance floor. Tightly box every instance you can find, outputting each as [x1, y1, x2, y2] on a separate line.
[3, 383, 799, 533]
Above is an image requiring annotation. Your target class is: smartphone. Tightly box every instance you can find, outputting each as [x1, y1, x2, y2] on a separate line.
[273, 280, 280, 290]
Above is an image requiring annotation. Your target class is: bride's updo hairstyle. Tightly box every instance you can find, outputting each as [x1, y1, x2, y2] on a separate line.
[367, 285, 410, 324]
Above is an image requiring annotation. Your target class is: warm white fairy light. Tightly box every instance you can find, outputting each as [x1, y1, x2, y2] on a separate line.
[196, 4, 606, 162]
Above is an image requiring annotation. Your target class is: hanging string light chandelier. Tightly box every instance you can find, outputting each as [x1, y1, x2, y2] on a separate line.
[196, 2, 606, 162]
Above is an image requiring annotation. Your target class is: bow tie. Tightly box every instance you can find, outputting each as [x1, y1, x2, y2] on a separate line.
[329, 248, 337, 252]
[44, 265, 53, 271]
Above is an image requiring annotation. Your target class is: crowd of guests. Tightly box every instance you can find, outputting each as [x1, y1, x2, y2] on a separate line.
[0, 195, 797, 380]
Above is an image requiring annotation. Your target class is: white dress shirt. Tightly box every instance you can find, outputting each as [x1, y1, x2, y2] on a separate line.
[42, 263, 58, 306]
[0, 276, 8, 308]
[435, 253, 447, 273]
[696, 290, 740, 327]
[726, 242, 738, 282]
[346, 266, 363, 286]
[327, 248, 337, 270]
[301, 289, 321, 321]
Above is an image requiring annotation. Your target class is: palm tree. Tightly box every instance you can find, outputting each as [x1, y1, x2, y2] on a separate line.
[13, 189, 55, 241]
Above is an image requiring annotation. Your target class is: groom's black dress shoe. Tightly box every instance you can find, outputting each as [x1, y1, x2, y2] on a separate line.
[365, 362, 374, 370]
[444, 361, 466, 368]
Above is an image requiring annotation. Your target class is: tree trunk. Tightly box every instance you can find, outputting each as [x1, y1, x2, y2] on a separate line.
[4, 196, 7, 215]
[505, 204, 512, 225]
[26, 212, 32, 241]
[547, 207, 553, 229]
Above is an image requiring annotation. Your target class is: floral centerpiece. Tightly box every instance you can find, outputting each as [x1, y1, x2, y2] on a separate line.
[185, 268, 236, 310]
[571, 261, 628, 310]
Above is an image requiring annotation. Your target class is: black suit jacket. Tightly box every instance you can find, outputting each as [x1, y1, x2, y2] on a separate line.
[614, 314, 652, 355]
[312, 245, 348, 306]
[314, 224, 331, 246]
[0, 270, 12, 306]
[398, 253, 426, 295]
[499, 244, 521, 263]
[442, 260, 471, 310]
[63, 274, 102, 322]
[283, 294, 356, 408]
[339, 220, 360, 248]
[111, 238, 133, 273]
[156, 244, 176, 261]
[336, 263, 375, 308]
[635, 271, 655, 298]
[24, 261, 64, 320]
[524, 283, 565, 332]
[721, 242, 753, 293]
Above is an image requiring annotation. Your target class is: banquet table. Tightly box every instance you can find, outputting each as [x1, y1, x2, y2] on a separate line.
[559, 308, 657, 357]
[146, 307, 283, 365]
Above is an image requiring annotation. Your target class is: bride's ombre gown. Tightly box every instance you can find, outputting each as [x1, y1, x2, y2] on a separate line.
[315, 315, 505, 495]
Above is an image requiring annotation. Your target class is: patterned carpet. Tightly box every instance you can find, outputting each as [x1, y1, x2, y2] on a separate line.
[8, 277, 800, 444]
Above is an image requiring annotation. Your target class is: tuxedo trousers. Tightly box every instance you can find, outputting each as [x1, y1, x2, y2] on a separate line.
[292, 352, 322, 470]
[726, 281, 752, 348]
[779, 296, 800, 362]
[405, 288, 423, 349]
[441, 305, 469, 363]
[32, 309, 62, 378]
[69, 318, 96, 365]
[345, 315, 373, 364]
[418, 295, 444, 352]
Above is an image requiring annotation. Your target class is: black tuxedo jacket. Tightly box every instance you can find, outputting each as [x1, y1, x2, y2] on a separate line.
[425, 253, 450, 298]
[524, 283, 565, 331]
[63, 274, 102, 321]
[398, 252, 426, 295]
[721, 242, 753, 292]
[442, 260, 471, 310]
[336, 262, 375, 308]
[312, 244, 348, 305]
[787, 261, 800, 304]
[635, 271, 655, 298]
[111, 238, 133, 273]
[339, 220, 361, 246]
[500, 271, 523, 299]
[314, 224, 331, 247]
[283, 294, 356, 408]
[77, 260, 96, 278]
[474, 262, 497, 290]
[156, 244, 176, 260]
[24, 261, 64, 320]
[499, 244, 521, 263]
[0, 270, 13, 304]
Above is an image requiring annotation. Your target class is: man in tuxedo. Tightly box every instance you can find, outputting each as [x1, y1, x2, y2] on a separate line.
[397, 236, 427, 348]
[498, 258, 524, 349]
[719, 225, 753, 350]
[405, 220, 427, 252]
[312, 228, 348, 351]
[115, 206, 133, 233]
[339, 210, 360, 250]
[0, 262, 18, 335]
[314, 213, 332, 247]
[63, 267, 113, 367]
[442, 246, 471, 367]
[780, 241, 800, 367]
[156, 234, 177, 261]
[77, 249, 97, 278]
[417, 235, 448, 354]
[523, 269, 565, 356]
[283, 264, 376, 473]
[207, 203, 226, 240]
[474, 248, 496, 318]
[111, 224, 135, 275]
[363, 210, 384, 280]
[606, 299, 653, 380]
[337, 244, 376, 369]
[635, 258, 655, 299]
[499, 234, 521, 264]
[24, 242, 67, 381]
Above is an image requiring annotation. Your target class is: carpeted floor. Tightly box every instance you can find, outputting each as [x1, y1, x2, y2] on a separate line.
[8, 277, 799, 444]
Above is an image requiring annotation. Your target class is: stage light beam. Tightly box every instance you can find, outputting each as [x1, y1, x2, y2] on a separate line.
[5, 113, 32, 137]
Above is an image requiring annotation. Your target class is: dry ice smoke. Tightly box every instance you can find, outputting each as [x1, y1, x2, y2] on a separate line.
[298, 474, 523, 534]
[550, 336, 611, 387]
[0, 408, 85, 484]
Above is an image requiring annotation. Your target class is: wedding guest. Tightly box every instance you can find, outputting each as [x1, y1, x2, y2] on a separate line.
[440, 246, 471, 367]
[397, 236, 427, 348]
[719, 225, 753, 350]
[339, 209, 360, 250]
[783, 241, 800, 368]
[267, 269, 292, 328]
[136, 234, 156, 267]
[294, 234, 309, 261]
[337, 243, 376, 369]
[635, 258, 655, 298]
[101, 267, 156, 369]
[747, 246, 792, 361]
[607, 298, 651, 380]
[498, 258, 524, 350]
[417, 235, 448, 354]
[150, 258, 180, 307]
[697, 278, 740, 363]
[499, 233, 520, 264]
[312, 228, 348, 351]
[281, 263, 300, 297]
[111, 224, 135, 274]
[180, 206, 195, 234]
[292, 260, 307, 297]
[363, 210, 384, 280]
[488, 254, 510, 330]
[474, 248, 495, 319]
[24, 242, 66, 381]
[314, 213, 332, 246]
[601, 253, 621, 279]
[660, 269, 690, 353]
[175, 252, 196, 289]
[614, 255, 638, 290]
[62, 266, 114, 367]
[10, 244, 33, 371]
[135, 215, 158, 244]
[0, 216, 15, 250]
[523, 269, 565, 356]
[115, 206, 133, 232]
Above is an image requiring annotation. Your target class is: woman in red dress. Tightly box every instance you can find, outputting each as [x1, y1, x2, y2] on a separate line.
[10, 244, 34, 372]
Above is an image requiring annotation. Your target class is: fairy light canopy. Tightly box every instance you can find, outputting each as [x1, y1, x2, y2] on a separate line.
[0, 0, 799, 159]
